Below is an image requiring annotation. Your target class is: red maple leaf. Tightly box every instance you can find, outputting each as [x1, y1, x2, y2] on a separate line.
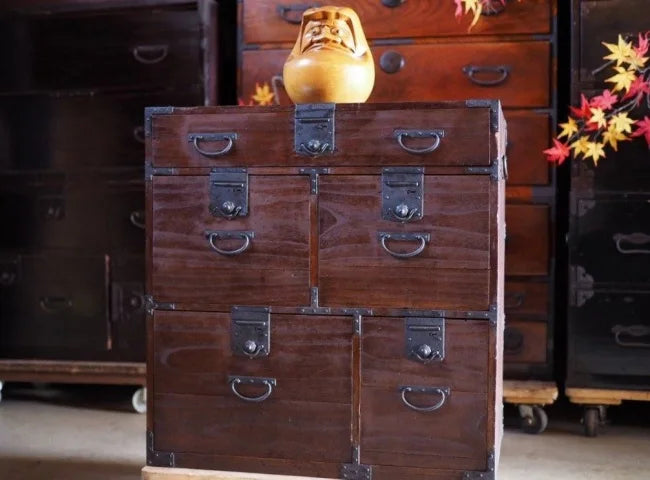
[622, 76, 650, 101]
[570, 94, 592, 119]
[454, 0, 463, 19]
[543, 139, 571, 165]
[634, 32, 650, 57]
[590, 90, 618, 110]
[631, 116, 650, 148]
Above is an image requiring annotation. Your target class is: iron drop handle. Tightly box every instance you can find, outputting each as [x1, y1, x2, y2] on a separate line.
[382, 0, 406, 7]
[229, 376, 276, 403]
[132, 44, 169, 64]
[613, 232, 650, 254]
[505, 291, 526, 310]
[39, 296, 72, 314]
[378, 232, 430, 258]
[480, 0, 506, 16]
[130, 210, 145, 230]
[206, 230, 254, 256]
[462, 65, 511, 86]
[612, 325, 650, 348]
[188, 133, 237, 158]
[277, 4, 320, 24]
[394, 129, 445, 155]
[400, 386, 450, 412]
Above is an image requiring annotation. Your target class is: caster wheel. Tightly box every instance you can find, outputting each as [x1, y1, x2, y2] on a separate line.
[519, 405, 549, 434]
[132, 387, 146, 414]
[0, 380, 4, 403]
[583, 407, 600, 437]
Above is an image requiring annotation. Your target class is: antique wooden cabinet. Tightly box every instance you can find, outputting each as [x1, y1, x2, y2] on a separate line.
[145, 101, 505, 479]
[0, 0, 219, 406]
[567, 0, 650, 436]
[237, 0, 558, 400]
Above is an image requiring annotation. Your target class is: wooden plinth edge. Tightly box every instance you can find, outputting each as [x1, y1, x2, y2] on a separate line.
[0, 359, 145, 385]
[503, 380, 558, 406]
[566, 387, 650, 406]
[142, 467, 333, 480]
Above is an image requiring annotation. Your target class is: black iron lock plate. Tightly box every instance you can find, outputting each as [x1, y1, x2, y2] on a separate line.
[294, 103, 335, 156]
[209, 168, 248, 219]
[231, 306, 270, 358]
[382, 167, 424, 222]
[405, 317, 445, 363]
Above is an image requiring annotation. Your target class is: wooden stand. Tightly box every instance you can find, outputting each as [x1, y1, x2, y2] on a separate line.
[503, 380, 558, 434]
[142, 467, 331, 480]
[566, 387, 650, 437]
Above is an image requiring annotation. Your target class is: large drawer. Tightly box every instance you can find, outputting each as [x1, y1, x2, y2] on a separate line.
[0, 7, 201, 93]
[240, 41, 551, 108]
[571, 194, 650, 287]
[241, 0, 552, 45]
[505, 204, 550, 276]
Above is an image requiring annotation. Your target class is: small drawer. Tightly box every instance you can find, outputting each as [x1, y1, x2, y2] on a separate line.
[503, 320, 547, 364]
[240, 40, 551, 108]
[241, 0, 552, 45]
[110, 254, 145, 361]
[504, 110, 552, 186]
[505, 281, 550, 317]
[153, 311, 352, 464]
[505, 204, 550, 276]
[0, 8, 201, 94]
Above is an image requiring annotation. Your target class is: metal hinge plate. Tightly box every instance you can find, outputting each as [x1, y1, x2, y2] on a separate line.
[144, 295, 176, 315]
[341, 464, 372, 480]
[209, 168, 248, 219]
[146, 430, 175, 467]
[231, 306, 271, 358]
[463, 450, 495, 480]
[295, 103, 335, 156]
[405, 317, 445, 363]
[382, 167, 424, 222]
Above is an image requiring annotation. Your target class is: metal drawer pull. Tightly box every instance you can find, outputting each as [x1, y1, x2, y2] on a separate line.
[394, 129, 444, 155]
[277, 3, 320, 24]
[229, 376, 276, 403]
[481, 0, 506, 16]
[380, 51, 405, 74]
[382, 0, 405, 7]
[0, 271, 16, 287]
[132, 44, 169, 64]
[612, 325, 650, 348]
[613, 232, 650, 254]
[188, 133, 237, 157]
[206, 230, 254, 256]
[462, 65, 511, 86]
[130, 210, 145, 230]
[400, 386, 450, 412]
[271, 75, 285, 105]
[505, 291, 526, 309]
[378, 232, 430, 258]
[39, 296, 72, 314]
[133, 126, 145, 144]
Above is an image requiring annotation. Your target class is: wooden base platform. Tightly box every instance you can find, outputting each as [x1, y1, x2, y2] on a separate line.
[142, 467, 331, 480]
[0, 359, 145, 385]
[503, 380, 558, 406]
[566, 387, 650, 406]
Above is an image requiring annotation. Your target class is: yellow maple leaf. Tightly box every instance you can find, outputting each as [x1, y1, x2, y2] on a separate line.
[602, 123, 628, 151]
[606, 66, 637, 92]
[627, 50, 649, 70]
[558, 117, 579, 139]
[570, 136, 590, 158]
[610, 112, 636, 134]
[603, 35, 634, 66]
[251, 82, 275, 106]
[463, 0, 482, 27]
[589, 108, 608, 129]
[585, 141, 606, 165]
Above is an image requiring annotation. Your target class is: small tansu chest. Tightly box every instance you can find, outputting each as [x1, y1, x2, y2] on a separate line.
[145, 101, 506, 480]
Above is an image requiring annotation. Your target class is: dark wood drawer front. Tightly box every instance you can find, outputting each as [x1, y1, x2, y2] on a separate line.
[572, 195, 650, 286]
[241, 41, 550, 108]
[110, 254, 145, 361]
[505, 110, 551, 185]
[242, 0, 552, 45]
[151, 104, 494, 168]
[0, 8, 201, 93]
[503, 320, 547, 364]
[0, 91, 201, 171]
[153, 311, 352, 463]
[361, 318, 488, 471]
[505, 204, 550, 276]
[151, 175, 311, 307]
[571, 290, 650, 377]
[0, 253, 108, 356]
[319, 175, 491, 310]
[505, 281, 550, 317]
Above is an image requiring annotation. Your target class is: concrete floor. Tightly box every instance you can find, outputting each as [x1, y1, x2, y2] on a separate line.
[1, 384, 649, 480]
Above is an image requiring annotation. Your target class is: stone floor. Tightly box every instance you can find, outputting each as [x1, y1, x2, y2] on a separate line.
[1, 384, 649, 479]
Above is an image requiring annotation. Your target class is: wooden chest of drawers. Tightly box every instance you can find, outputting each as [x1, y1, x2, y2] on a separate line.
[237, 0, 557, 382]
[145, 101, 505, 479]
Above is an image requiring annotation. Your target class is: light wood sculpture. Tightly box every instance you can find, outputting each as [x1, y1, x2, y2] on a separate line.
[283, 6, 375, 103]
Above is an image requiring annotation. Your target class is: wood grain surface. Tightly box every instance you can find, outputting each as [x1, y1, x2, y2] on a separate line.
[503, 320, 547, 364]
[504, 281, 549, 316]
[505, 204, 550, 276]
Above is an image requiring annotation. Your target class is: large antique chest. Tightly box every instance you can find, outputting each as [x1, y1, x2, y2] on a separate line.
[145, 101, 505, 480]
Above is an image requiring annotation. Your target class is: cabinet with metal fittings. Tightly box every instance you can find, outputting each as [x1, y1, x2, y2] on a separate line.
[237, 0, 559, 434]
[567, 0, 650, 436]
[0, 0, 220, 412]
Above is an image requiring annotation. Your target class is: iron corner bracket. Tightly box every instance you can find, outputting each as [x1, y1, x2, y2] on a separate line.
[144, 295, 176, 315]
[464, 158, 506, 182]
[145, 164, 176, 182]
[465, 99, 501, 133]
[144, 106, 175, 137]
[146, 430, 175, 467]
[464, 450, 496, 480]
